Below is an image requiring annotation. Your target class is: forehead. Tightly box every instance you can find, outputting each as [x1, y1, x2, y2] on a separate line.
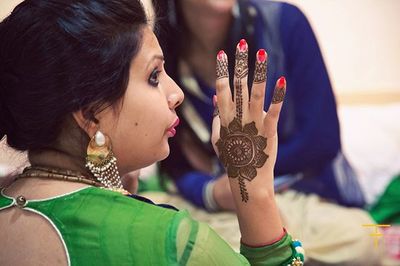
[132, 27, 162, 67]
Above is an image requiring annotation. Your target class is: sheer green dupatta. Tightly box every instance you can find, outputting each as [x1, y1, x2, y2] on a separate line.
[170, 210, 293, 266]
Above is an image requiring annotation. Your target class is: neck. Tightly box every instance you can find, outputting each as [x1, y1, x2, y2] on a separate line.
[28, 149, 89, 176]
[28, 116, 91, 177]
[182, 31, 229, 87]
[185, 31, 226, 56]
[184, 12, 231, 55]
[181, 11, 232, 86]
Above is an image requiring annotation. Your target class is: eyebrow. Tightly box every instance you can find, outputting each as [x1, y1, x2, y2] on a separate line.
[146, 54, 165, 68]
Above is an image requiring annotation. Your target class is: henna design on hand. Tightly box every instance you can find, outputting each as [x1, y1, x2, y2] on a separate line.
[234, 47, 248, 79]
[234, 42, 248, 123]
[238, 177, 249, 202]
[216, 118, 269, 202]
[235, 79, 243, 123]
[272, 88, 286, 104]
[272, 77, 286, 104]
[253, 59, 267, 84]
[216, 51, 229, 80]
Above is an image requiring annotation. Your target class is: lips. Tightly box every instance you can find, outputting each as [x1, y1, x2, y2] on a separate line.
[166, 117, 180, 137]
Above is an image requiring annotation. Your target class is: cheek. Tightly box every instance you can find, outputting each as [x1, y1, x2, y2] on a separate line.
[111, 111, 170, 172]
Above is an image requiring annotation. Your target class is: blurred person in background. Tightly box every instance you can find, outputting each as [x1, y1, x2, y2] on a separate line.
[155, 0, 365, 211]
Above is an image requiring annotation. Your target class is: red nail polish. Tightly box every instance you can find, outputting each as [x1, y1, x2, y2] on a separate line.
[238, 39, 247, 52]
[217, 50, 225, 60]
[278, 76, 286, 88]
[257, 49, 267, 63]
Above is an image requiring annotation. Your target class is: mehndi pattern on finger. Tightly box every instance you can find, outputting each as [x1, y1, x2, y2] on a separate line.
[216, 117, 269, 202]
[234, 39, 248, 123]
[272, 77, 286, 104]
[254, 49, 267, 84]
[216, 50, 229, 80]
[235, 79, 243, 123]
[234, 40, 249, 79]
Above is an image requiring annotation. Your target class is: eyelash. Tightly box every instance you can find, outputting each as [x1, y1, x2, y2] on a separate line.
[148, 68, 161, 87]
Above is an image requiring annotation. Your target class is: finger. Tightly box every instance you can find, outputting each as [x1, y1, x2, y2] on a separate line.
[233, 39, 249, 124]
[250, 49, 268, 121]
[216, 50, 233, 125]
[264, 77, 286, 135]
[212, 95, 219, 118]
[211, 107, 222, 154]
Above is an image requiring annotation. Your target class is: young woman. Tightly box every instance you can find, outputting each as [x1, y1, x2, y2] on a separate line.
[0, 0, 304, 265]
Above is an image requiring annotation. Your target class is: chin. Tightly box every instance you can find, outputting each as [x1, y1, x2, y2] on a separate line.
[160, 145, 170, 161]
[145, 144, 170, 166]
[207, 0, 235, 13]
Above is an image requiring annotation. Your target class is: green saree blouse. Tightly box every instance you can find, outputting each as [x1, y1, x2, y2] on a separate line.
[0, 187, 295, 265]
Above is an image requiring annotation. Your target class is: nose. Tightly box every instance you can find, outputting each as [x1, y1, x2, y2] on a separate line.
[167, 77, 184, 110]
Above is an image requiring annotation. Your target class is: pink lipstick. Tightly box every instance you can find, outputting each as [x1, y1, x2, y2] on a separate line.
[166, 117, 180, 137]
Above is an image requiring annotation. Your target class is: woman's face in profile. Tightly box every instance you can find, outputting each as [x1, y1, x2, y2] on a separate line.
[98, 27, 184, 175]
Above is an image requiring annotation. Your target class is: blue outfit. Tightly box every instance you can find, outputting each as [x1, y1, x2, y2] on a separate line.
[160, 0, 365, 208]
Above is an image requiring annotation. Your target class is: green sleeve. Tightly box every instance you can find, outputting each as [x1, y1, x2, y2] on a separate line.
[170, 211, 294, 266]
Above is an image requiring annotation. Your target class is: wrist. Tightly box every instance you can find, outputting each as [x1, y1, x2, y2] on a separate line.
[202, 180, 220, 211]
[241, 228, 287, 247]
[233, 186, 276, 209]
[227, 172, 275, 200]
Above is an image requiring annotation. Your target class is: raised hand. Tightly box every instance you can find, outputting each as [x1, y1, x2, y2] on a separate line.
[212, 39, 286, 203]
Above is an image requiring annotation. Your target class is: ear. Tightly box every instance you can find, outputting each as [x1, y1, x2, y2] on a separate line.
[72, 110, 98, 138]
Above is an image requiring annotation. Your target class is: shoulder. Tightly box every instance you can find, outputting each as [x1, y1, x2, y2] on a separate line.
[85, 187, 181, 220]
[280, 2, 306, 17]
[69, 188, 189, 263]
[43, 187, 184, 231]
[280, 2, 310, 29]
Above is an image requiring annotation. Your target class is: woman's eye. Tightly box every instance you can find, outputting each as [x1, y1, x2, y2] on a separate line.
[148, 68, 161, 87]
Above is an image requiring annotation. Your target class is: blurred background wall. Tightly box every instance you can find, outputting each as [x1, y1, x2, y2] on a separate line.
[286, 0, 400, 104]
[0, 0, 22, 20]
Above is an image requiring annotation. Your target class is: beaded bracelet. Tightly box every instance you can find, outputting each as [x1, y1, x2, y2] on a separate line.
[288, 239, 305, 266]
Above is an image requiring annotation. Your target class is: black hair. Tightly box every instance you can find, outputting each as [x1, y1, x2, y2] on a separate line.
[0, 0, 148, 151]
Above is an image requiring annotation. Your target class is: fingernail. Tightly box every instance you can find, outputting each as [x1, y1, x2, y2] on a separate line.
[217, 50, 225, 60]
[238, 39, 247, 52]
[213, 95, 217, 107]
[257, 49, 267, 63]
[278, 76, 286, 88]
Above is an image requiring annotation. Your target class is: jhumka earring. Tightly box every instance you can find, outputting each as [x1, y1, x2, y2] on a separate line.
[85, 130, 123, 189]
